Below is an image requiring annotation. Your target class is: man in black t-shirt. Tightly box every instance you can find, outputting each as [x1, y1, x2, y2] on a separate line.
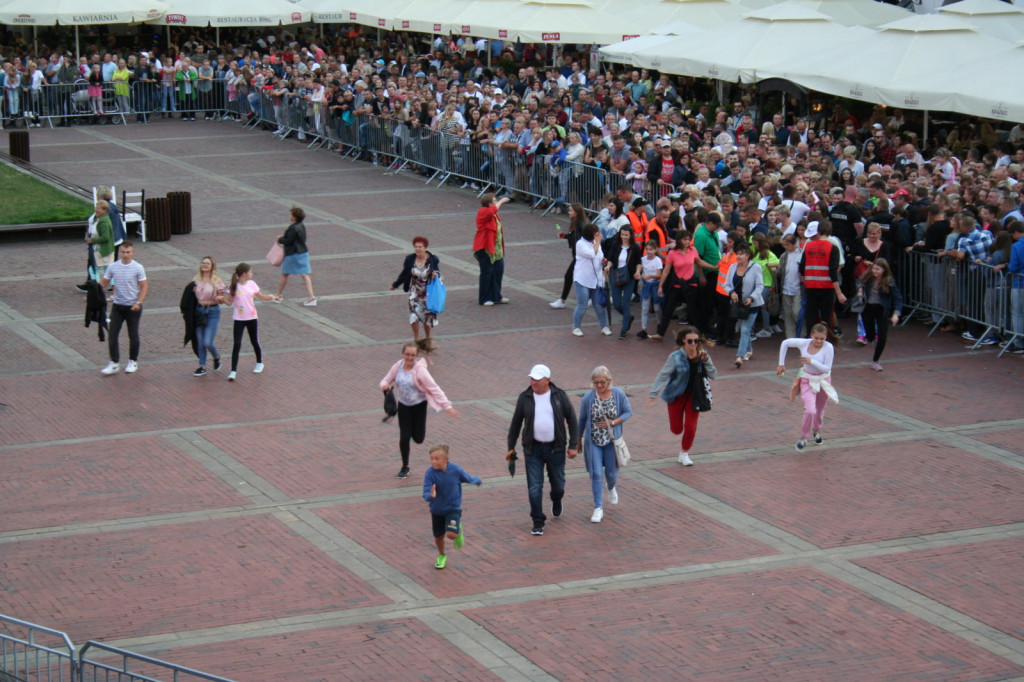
[829, 186, 863, 301]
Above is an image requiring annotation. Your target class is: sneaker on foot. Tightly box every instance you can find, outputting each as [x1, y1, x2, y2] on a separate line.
[609, 487, 618, 505]
[637, 330, 649, 339]
[227, 371, 237, 381]
[961, 331, 979, 341]
[755, 329, 773, 338]
[193, 367, 207, 377]
[978, 336, 998, 346]
[253, 363, 265, 373]
[213, 356, 221, 371]
[499, 297, 511, 304]
[618, 332, 628, 340]
[591, 507, 604, 523]
[813, 433, 823, 445]
[124, 360, 138, 374]
[796, 439, 807, 452]
[856, 336, 867, 346]
[678, 452, 693, 466]
[397, 466, 410, 479]
[871, 361, 884, 372]
[572, 328, 584, 336]
[1008, 346, 1024, 354]
[101, 361, 120, 375]
[482, 301, 495, 307]
[549, 298, 566, 309]
[552, 499, 562, 518]
[531, 523, 544, 536]
[303, 298, 317, 307]
[454, 526, 465, 550]
[434, 554, 447, 569]
[600, 327, 613, 336]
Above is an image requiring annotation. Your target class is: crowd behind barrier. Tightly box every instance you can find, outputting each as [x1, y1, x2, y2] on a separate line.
[2, 31, 1023, 357]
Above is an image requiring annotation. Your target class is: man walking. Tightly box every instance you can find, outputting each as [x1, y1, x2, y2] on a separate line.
[507, 364, 578, 536]
[800, 221, 846, 335]
[100, 241, 147, 375]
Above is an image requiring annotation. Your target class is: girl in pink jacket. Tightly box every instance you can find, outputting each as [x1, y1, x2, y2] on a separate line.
[380, 339, 459, 479]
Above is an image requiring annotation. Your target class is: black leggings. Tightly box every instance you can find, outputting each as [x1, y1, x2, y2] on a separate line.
[862, 303, 889, 362]
[657, 279, 698, 337]
[231, 319, 262, 371]
[560, 258, 574, 301]
[398, 400, 428, 467]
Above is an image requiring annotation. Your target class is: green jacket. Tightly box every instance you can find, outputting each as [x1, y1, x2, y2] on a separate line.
[92, 214, 115, 258]
[175, 67, 198, 100]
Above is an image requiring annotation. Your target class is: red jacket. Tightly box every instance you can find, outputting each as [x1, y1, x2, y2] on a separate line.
[473, 205, 503, 255]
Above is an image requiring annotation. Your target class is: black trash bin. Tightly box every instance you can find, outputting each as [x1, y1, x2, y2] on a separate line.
[167, 191, 193, 235]
[9, 130, 29, 163]
[145, 197, 172, 241]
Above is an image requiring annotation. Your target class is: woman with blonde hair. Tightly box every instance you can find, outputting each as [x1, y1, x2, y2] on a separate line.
[577, 365, 632, 523]
[187, 256, 226, 376]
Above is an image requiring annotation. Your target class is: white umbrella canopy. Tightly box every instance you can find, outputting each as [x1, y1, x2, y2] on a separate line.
[0, 0, 167, 24]
[389, 0, 462, 34]
[600, 34, 688, 66]
[760, 14, 1011, 112]
[939, 0, 1024, 42]
[151, 0, 309, 27]
[311, 0, 417, 29]
[463, 0, 644, 45]
[622, 0, 748, 30]
[736, 0, 908, 27]
[908, 40, 1024, 122]
[602, 6, 869, 83]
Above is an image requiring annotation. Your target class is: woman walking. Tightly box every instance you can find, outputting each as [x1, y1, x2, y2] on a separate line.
[185, 256, 226, 376]
[603, 224, 643, 339]
[276, 206, 317, 307]
[852, 223, 894, 344]
[550, 203, 586, 309]
[577, 366, 632, 523]
[722, 243, 765, 368]
[391, 236, 440, 340]
[648, 326, 717, 466]
[572, 223, 612, 336]
[651, 230, 713, 342]
[380, 339, 459, 479]
[857, 258, 903, 371]
[777, 322, 838, 451]
[225, 262, 281, 381]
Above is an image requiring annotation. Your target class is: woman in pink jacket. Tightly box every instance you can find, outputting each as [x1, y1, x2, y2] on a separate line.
[380, 339, 459, 479]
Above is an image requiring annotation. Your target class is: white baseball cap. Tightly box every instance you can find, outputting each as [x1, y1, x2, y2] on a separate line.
[528, 364, 551, 380]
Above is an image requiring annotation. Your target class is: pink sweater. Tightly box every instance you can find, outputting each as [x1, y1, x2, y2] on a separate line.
[379, 357, 452, 412]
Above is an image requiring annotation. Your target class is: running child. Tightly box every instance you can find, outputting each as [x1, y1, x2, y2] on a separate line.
[224, 262, 280, 381]
[423, 443, 481, 570]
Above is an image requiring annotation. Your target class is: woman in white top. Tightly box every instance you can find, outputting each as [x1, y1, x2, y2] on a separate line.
[572, 223, 611, 337]
[777, 322, 837, 452]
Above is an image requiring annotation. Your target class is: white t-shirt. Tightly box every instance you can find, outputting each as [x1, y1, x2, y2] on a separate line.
[104, 260, 146, 306]
[641, 254, 663, 278]
[783, 199, 811, 224]
[532, 390, 555, 442]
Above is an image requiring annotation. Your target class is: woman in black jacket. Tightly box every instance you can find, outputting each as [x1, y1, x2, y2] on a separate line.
[549, 203, 587, 309]
[603, 224, 643, 339]
[276, 205, 317, 306]
[391, 236, 440, 341]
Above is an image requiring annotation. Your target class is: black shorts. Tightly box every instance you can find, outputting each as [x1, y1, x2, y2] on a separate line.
[431, 510, 462, 538]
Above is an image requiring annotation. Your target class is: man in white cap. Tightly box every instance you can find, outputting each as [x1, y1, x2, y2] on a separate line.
[800, 220, 846, 336]
[507, 364, 577, 536]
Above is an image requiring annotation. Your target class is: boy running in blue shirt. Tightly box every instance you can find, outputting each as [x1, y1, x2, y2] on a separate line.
[423, 443, 482, 569]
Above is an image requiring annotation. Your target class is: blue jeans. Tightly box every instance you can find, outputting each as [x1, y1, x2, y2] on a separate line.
[587, 441, 618, 508]
[573, 282, 608, 329]
[160, 84, 177, 112]
[195, 304, 221, 367]
[524, 442, 565, 524]
[610, 278, 636, 335]
[475, 251, 504, 304]
[737, 307, 759, 357]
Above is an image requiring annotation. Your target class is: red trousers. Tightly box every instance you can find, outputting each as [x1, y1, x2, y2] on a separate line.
[668, 391, 700, 452]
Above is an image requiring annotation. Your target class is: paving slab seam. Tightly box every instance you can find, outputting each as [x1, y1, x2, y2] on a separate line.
[163, 432, 291, 504]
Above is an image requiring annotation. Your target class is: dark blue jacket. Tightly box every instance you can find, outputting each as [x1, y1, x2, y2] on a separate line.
[423, 462, 480, 514]
[392, 252, 440, 292]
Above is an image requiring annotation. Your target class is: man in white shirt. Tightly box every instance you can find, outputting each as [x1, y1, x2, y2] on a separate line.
[100, 241, 148, 375]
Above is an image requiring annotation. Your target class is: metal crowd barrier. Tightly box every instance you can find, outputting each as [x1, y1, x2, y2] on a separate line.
[78, 641, 233, 682]
[899, 250, 1019, 356]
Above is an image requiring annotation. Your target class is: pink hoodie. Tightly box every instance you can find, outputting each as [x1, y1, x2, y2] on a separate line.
[379, 357, 452, 412]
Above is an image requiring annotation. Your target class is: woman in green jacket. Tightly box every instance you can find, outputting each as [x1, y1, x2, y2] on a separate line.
[87, 200, 116, 282]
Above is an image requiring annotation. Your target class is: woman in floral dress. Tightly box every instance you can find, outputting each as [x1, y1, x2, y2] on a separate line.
[391, 236, 440, 340]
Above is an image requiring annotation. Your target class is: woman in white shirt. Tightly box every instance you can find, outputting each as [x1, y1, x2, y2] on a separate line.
[777, 322, 837, 452]
[572, 223, 611, 337]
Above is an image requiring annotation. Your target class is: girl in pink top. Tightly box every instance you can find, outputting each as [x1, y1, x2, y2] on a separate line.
[224, 262, 280, 381]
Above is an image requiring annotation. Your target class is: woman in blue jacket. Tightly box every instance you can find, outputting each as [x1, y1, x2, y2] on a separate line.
[723, 242, 764, 369]
[648, 326, 717, 466]
[577, 365, 632, 524]
[858, 258, 903, 371]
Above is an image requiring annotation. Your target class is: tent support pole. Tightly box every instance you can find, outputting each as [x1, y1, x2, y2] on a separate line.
[75, 25, 80, 62]
[923, 109, 929, 146]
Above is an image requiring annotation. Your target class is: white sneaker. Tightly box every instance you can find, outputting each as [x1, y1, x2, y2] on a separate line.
[101, 361, 120, 375]
[608, 488, 618, 505]
[600, 327, 613, 336]
[572, 328, 584, 337]
[678, 452, 693, 466]
[124, 360, 138, 374]
[499, 297, 511, 304]
[482, 301, 495, 307]
[228, 371, 237, 381]
[549, 298, 566, 309]
[303, 298, 317, 307]
[253, 363, 265, 373]
[590, 507, 604, 523]
[755, 329, 773, 338]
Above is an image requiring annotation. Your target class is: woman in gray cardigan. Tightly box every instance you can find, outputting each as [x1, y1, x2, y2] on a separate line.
[723, 242, 764, 368]
[577, 365, 632, 523]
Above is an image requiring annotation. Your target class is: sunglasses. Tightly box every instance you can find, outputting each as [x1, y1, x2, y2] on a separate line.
[684, 338, 700, 345]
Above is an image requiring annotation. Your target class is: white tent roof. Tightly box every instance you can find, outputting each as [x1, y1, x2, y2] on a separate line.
[600, 6, 869, 82]
[905, 40, 1024, 121]
[388, 0, 461, 34]
[152, 0, 309, 27]
[0, 0, 167, 24]
[742, 0, 908, 27]
[939, 0, 1024, 41]
[440, 0, 644, 44]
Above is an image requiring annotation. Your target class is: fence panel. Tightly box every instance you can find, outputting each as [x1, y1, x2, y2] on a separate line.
[78, 642, 233, 682]
[0, 614, 75, 682]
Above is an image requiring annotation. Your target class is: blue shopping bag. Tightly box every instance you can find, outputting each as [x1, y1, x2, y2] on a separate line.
[426, 274, 447, 315]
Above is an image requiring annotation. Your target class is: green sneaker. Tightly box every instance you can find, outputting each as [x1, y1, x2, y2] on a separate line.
[434, 554, 447, 570]
[454, 526, 465, 550]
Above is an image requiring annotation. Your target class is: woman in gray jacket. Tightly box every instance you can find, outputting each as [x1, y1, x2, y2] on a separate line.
[723, 242, 764, 368]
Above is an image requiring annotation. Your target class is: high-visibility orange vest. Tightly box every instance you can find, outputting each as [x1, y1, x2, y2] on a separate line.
[627, 210, 649, 245]
[802, 239, 834, 289]
[645, 220, 667, 253]
[716, 251, 737, 296]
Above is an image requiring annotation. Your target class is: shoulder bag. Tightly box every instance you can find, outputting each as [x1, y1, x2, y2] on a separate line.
[425, 274, 447, 314]
[691, 361, 714, 412]
[267, 242, 284, 266]
[591, 255, 610, 307]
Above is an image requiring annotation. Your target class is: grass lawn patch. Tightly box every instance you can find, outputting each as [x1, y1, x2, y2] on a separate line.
[1, 163, 94, 224]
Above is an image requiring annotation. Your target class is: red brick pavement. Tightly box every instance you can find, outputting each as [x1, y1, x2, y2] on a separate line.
[464, 565, 1023, 681]
[667, 439, 1024, 548]
[971, 427, 1024, 455]
[0, 515, 390, 641]
[855, 536, 1024, 641]
[316, 482, 778, 600]
[138, 618, 501, 682]
[0, 436, 250, 532]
